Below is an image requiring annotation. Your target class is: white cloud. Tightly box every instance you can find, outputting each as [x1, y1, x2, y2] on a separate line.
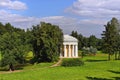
[41, 16, 77, 25]
[0, 0, 27, 10]
[65, 0, 120, 18]
[79, 19, 107, 25]
[40, 16, 79, 34]
[0, 10, 40, 29]
[41, 16, 105, 37]
[63, 0, 120, 37]
[0, 9, 104, 38]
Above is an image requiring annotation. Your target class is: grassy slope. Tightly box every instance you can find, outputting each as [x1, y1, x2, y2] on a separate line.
[1, 53, 120, 80]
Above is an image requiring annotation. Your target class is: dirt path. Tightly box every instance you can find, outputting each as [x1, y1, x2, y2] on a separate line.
[50, 58, 63, 67]
[0, 70, 22, 74]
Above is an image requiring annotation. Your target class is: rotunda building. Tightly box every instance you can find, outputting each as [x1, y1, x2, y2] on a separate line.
[60, 35, 78, 58]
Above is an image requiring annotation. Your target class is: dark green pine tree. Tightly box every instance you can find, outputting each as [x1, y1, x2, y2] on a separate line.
[102, 18, 119, 60]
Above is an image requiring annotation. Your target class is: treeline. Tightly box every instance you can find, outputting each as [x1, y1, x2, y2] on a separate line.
[0, 22, 63, 71]
[70, 31, 102, 50]
[71, 17, 120, 60]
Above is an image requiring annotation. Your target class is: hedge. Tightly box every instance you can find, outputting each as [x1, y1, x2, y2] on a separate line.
[61, 58, 84, 67]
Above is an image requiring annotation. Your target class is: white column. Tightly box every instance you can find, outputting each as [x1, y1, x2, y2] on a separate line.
[75, 45, 78, 57]
[68, 45, 71, 57]
[73, 45, 75, 57]
[72, 45, 74, 57]
[60, 48, 62, 57]
[64, 45, 67, 57]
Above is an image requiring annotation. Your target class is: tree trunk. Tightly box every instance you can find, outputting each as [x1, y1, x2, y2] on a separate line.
[108, 54, 111, 61]
[118, 51, 120, 60]
[81, 52, 84, 58]
[9, 63, 14, 71]
[115, 52, 117, 60]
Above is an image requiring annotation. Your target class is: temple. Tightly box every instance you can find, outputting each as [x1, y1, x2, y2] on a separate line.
[60, 35, 78, 58]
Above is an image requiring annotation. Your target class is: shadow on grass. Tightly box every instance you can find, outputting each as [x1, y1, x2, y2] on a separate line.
[0, 68, 8, 71]
[14, 64, 32, 70]
[0, 64, 32, 71]
[86, 76, 112, 80]
[86, 59, 107, 62]
[108, 70, 120, 80]
[0, 66, 23, 71]
[112, 77, 120, 80]
[108, 70, 120, 74]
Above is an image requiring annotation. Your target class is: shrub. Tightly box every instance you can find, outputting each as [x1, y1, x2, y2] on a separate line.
[81, 46, 97, 57]
[61, 58, 84, 67]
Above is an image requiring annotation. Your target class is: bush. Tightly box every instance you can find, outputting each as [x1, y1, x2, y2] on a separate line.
[61, 58, 84, 67]
[82, 46, 97, 57]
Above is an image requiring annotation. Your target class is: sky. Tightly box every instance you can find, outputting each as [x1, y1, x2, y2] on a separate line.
[0, 0, 120, 38]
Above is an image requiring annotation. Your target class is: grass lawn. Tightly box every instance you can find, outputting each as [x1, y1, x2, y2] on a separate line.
[0, 53, 120, 80]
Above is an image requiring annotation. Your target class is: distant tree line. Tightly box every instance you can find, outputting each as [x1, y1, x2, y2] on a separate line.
[70, 31, 102, 50]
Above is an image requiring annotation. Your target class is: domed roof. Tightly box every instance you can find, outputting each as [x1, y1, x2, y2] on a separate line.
[64, 35, 78, 42]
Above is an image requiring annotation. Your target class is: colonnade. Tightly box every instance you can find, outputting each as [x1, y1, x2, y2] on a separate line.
[60, 44, 78, 58]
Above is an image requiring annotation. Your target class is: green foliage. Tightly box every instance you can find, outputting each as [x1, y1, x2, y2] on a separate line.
[70, 31, 102, 50]
[102, 17, 120, 60]
[0, 51, 2, 60]
[71, 31, 78, 38]
[89, 46, 97, 55]
[88, 35, 98, 47]
[0, 52, 16, 67]
[31, 22, 63, 62]
[82, 47, 90, 56]
[0, 23, 32, 70]
[25, 51, 34, 61]
[61, 58, 84, 67]
[82, 46, 97, 56]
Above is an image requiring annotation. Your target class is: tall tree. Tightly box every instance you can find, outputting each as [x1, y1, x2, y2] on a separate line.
[31, 22, 63, 62]
[0, 23, 32, 71]
[102, 18, 119, 60]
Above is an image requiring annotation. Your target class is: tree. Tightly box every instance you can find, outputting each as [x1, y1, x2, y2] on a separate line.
[0, 23, 32, 71]
[31, 22, 63, 62]
[117, 35, 120, 60]
[71, 31, 78, 38]
[89, 46, 97, 55]
[82, 37, 89, 47]
[0, 32, 19, 71]
[81, 47, 90, 58]
[78, 34, 84, 49]
[70, 31, 101, 50]
[88, 35, 97, 48]
[102, 18, 119, 60]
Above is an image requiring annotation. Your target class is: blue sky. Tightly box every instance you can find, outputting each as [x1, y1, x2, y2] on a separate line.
[0, 0, 120, 38]
[21, 0, 75, 17]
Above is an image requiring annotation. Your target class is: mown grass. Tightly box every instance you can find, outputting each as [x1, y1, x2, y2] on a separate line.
[0, 53, 120, 80]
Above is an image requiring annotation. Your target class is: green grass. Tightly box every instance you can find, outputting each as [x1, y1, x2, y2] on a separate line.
[0, 53, 120, 80]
